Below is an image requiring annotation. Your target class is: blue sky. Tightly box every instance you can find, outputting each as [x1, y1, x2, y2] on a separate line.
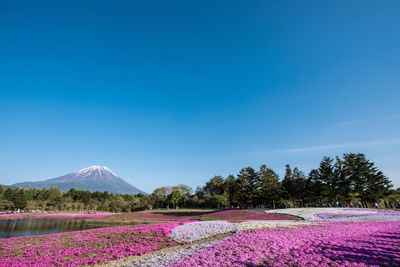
[1, 0, 399, 192]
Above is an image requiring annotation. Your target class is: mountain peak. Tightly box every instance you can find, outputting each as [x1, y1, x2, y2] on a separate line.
[12, 166, 146, 195]
[77, 166, 117, 176]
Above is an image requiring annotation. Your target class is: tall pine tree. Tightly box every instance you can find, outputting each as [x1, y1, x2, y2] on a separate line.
[259, 165, 282, 208]
[235, 167, 260, 208]
[343, 153, 392, 206]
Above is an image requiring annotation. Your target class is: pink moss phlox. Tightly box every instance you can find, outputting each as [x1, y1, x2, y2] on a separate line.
[170, 221, 400, 267]
[0, 222, 179, 267]
[199, 210, 297, 222]
[0, 213, 113, 219]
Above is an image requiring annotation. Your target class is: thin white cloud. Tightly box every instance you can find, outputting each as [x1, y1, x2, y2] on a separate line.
[298, 113, 400, 134]
[283, 139, 400, 153]
[334, 113, 400, 128]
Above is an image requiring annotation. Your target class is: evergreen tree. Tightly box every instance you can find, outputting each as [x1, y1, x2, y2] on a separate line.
[282, 165, 308, 207]
[259, 165, 282, 208]
[343, 153, 392, 206]
[337, 154, 367, 204]
[4, 188, 14, 203]
[282, 165, 296, 206]
[235, 167, 260, 208]
[0, 185, 13, 210]
[307, 169, 325, 206]
[223, 175, 237, 207]
[292, 167, 308, 206]
[317, 156, 336, 202]
[203, 176, 225, 196]
[14, 189, 27, 210]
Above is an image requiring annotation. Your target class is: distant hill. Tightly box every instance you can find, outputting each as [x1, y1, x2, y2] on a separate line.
[12, 166, 146, 195]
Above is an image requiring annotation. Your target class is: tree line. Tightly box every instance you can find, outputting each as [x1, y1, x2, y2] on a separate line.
[1, 153, 399, 212]
[149, 153, 398, 209]
[0, 187, 148, 212]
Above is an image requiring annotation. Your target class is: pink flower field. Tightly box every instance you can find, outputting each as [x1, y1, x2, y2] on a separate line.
[0, 213, 113, 219]
[96, 211, 196, 223]
[1, 209, 399, 266]
[0, 223, 179, 267]
[170, 221, 400, 267]
[198, 210, 298, 222]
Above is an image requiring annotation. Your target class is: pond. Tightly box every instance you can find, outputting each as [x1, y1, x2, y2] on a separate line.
[0, 217, 110, 238]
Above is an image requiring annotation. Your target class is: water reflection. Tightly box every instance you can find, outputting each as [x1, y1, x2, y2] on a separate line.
[0, 217, 109, 238]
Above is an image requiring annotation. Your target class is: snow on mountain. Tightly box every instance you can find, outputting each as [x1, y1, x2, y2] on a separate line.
[77, 166, 117, 177]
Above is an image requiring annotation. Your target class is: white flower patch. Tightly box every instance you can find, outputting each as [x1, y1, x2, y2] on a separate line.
[171, 221, 239, 243]
[128, 239, 221, 267]
[264, 208, 400, 222]
[238, 220, 314, 230]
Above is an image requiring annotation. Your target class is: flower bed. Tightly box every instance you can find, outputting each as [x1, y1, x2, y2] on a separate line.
[170, 221, 239, 243]
[130, 239, 222, 267]
[265, 208, 400, 222]
[199, 210, 298, 222]
[0, 213, 114, 219]
[3, 208, 399, 266]
[95, 212, 195, 223]
[0, 223, 179, 267]
[238, 220, 314, 230]
[169, 221, 400, 267]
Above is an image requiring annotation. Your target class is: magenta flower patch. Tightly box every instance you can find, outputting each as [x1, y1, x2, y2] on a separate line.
[0, 223, 179, 267]
[169, 221, 400, 267]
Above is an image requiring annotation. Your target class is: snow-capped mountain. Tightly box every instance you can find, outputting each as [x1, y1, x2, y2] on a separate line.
[12, 166, 146, 195]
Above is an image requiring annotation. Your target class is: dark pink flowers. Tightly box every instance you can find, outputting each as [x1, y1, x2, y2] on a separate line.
[0, 213, 113, 219]
[2, 209, 399, 267]
[199, 210, 298, 222]
[0, 223, 179, 267]
[170, 221, 400, 267]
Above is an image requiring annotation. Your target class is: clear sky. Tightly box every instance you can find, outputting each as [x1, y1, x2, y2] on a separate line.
[1, 0, 400, 192]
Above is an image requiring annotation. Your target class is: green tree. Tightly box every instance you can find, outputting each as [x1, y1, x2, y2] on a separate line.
[215, 192, 230, 209]
[151, 186, 172, 209]
[282, 165, 308, 207]
[168, 185, 191, 208]
[168, 189, 184, 208]
[203, 176, 225, 196]
[14, 189, 27, 210]
[259, 165, 282, 208]
[0, 200, 14, 210]
[4, 188, 14, 202]
[317, 156, 336, 202]
[235, 167, 260, 208]
[343, 153, 392, 206]
[307, 169, 324, 205]
[282, 165, 296, 206]
[335, 155, 357, 204]
[292, 167, 308, 207]
[223, 175, 237, 207]
[111, 196, 129, 212]
[46, 188, 63, 209]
